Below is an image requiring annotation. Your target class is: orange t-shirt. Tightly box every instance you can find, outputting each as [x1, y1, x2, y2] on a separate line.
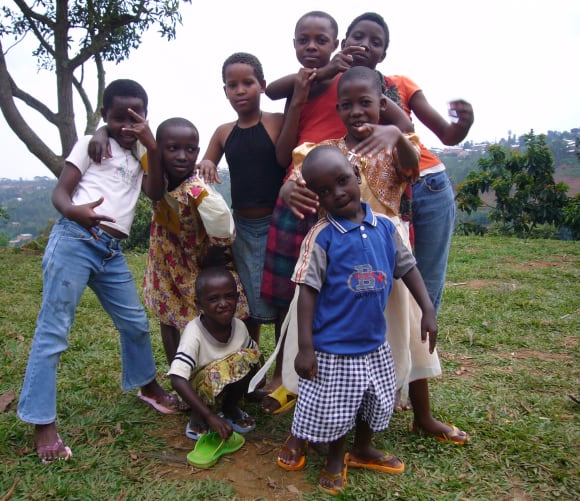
[384, 74, 442, 172]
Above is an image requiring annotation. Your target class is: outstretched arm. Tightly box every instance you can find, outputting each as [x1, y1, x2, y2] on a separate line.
[410, 92, 474, 146]
[401, 266, 438, 353]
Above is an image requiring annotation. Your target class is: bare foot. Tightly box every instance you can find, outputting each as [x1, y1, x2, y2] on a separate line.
[35, 423, 72, 464]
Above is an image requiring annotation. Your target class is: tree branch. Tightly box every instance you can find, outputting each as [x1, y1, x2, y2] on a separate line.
[0, 40, 62, 177]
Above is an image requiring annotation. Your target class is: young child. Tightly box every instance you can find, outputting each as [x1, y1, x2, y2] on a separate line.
[257, 11, 414, 413]
[198, 52, 285, 346]
[277, 66, 422, 471]
[142, 117, 248, 366]
[342, 12, 473, 442]
[169, 267, 260, 440]
[290, 145, 437, 495]
[17, 79, 181, 463]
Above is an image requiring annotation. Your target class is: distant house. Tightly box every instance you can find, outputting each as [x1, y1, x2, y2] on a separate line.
[8, 233, 33, 247]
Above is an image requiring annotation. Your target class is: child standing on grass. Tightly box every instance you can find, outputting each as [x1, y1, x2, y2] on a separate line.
[342, 12, 473, 442]
[142, 117, 248, 366]
[169, 267, 260, 440]
[277, 66, 422, 471]
[198, 52, 285, 346]
[289, 145, 437, 495]
[17, 79, 182, 464]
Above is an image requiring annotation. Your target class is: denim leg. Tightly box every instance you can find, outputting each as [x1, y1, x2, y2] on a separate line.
[18, 220, 95, 424]
[412, 170, 456, 314]
[89, 241, 156, 391]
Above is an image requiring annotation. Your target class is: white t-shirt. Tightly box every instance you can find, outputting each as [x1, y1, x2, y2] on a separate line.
[168, 317, 257, 380]
[66, 136, 144, 236]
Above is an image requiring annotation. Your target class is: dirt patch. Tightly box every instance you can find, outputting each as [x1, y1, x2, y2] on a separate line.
[447, 279, 516, 290]
[493, 349, 572, 362]
[148, 427, 316, 500]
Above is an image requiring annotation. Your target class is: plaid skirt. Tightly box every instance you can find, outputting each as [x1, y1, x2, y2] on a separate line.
[291, 344, 396, 443]
[260, 197, 317, 308]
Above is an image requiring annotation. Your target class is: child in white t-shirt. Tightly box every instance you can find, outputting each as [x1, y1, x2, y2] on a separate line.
[169, 267, 261, 440]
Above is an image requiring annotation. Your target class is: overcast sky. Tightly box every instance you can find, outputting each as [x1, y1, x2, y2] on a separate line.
[1, 0, 579, 179]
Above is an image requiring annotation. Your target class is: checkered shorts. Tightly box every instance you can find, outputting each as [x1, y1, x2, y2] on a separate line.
[291, 343, 396, 443]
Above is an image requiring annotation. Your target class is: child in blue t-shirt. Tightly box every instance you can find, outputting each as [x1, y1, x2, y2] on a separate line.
[289, 145, 437, 495]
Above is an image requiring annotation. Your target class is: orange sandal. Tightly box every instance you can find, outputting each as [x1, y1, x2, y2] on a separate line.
[318, 463, 347, 496]
[277, 436, 307, 471]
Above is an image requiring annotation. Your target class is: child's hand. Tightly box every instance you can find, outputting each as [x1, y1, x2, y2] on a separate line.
[295, 349, 317, 380]
[124, 108, 155, 150]
[280, 178, 319, 219]
[448, 99, 474, 130]
[64, 196, 115, 239]
[206, 413, 233, 440]
[421, 312, 438, 354]
[352, 124, 401, 157]
[318, 46, 363, 80]
[198, 160, 221, 184]
[291, 68, 317, 106]
[88, 127, 112, 163]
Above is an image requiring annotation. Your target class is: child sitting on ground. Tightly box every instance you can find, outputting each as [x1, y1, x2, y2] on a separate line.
[142, 117, 248, 366]
[17, 79, 181, 463]
[169, 267, 261, 440]
[289, 145, 437, 495]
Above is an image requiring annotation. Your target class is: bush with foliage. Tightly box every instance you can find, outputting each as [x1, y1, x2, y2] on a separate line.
[456, 131, 571, 238]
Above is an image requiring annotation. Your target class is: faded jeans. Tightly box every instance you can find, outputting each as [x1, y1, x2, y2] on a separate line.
[412, 170, 456, 315]
[18, 218, 157, 425]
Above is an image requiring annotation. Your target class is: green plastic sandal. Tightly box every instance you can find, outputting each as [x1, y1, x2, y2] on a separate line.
[186, 431, 245, 469]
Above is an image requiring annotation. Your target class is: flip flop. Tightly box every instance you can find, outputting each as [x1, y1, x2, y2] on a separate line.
[345, 451, 405, 474]
[277, 436, 307, 471]
[185, 421, 209, 441]
[262, 385, 297, 415]
[221, 410, 256, 434]
[186, 431, 245, 469]
[410, 422, 470, 445]
[137, 390, 188, 415]
[37, 434, 73, 464]
[318, 462, 347, 496]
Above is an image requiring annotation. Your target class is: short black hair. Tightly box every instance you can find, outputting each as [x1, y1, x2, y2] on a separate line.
[195, 267, 236, 299]
[222, 52, 264, 83]
[156, 117, 199, 143]
[102, 79, 148, 113]
[345, 12, 390, 51]
[302, 145, 350, 185]
[338, 66, 383, 96]
[295, 11, 339, 39]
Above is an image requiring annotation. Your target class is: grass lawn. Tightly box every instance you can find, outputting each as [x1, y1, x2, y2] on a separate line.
[0, 236, 578, 500]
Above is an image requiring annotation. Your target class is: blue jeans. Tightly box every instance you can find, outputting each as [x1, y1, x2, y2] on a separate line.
[232, 212, 278, 323]
[412, 170, 456, 315]
[18, 219, 157, 425]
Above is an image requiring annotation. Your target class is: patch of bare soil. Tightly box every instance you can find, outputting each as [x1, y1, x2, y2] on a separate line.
[447, 279, 516, 290]
[148, 426, 316, 500]
[493, 349, 572, 362]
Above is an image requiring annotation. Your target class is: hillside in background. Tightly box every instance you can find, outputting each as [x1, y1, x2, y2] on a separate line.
[1, 129, 578, 245]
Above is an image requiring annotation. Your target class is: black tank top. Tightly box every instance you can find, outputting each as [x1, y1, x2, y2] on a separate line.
[224, 121, 285, 210]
